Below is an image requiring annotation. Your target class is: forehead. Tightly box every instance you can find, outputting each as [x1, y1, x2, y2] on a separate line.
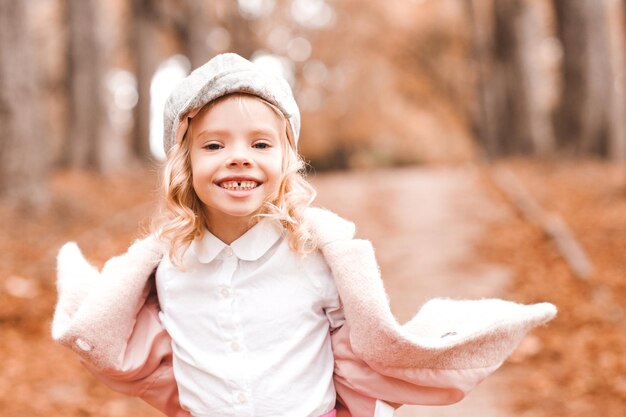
[191, 94, 283, 132]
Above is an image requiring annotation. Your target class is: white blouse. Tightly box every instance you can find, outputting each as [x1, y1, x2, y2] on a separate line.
[156, 219, 345, 417]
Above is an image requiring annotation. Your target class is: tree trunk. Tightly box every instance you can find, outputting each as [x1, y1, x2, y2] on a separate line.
[466, 0, 555, 157]
[131, 0, 191, 161]
[131, 0, 161, 162]
[606, 0, 626, 162]
[67, 0, 140, 171]
[185, 0, 214, 68]
[465, 0, 499, 157]
[66, 0, 105, 169]
[495, 0, 555, 155]
[515, 2, 556, 155]
[0, 0, 49, 208]
[221, 1, 258, 59]
[97, 1, 139, 172]
[552, 0, 615, 156]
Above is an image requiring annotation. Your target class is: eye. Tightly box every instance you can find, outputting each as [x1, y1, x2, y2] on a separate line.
[203, 142, 223, 151]
[253, 141, 271, 149]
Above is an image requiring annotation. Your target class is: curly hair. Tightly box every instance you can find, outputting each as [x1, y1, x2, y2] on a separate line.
[152, 93, 317, 267]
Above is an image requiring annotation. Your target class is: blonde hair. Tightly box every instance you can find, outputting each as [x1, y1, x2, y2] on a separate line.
[152, 93, 317, 267]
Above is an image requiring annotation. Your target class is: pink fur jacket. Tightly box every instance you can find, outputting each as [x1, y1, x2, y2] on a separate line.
[51, 207, 556, 417]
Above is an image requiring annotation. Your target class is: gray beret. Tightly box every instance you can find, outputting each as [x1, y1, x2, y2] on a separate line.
[162, 53, 301, 153]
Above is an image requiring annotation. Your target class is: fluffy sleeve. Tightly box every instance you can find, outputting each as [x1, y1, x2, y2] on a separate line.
[306, 207, 556, 417]
[51, 236, 191, 416]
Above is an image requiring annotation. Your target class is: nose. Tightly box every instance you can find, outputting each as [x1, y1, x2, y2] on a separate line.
[226, 145, 252, 168]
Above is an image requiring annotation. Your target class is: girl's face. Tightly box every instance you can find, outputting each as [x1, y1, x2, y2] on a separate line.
[188, 95, 284, 228]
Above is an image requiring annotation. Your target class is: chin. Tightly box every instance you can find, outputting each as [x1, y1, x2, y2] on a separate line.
[222, 206, 264, 219]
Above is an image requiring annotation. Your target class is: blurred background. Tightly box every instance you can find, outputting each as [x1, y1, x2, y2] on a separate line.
[0, 0, 625, 416]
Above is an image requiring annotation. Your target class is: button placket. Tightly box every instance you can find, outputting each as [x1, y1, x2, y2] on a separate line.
[220, 256, 238, 326]
[219, 248, 251, 410]
[221, 252, 244, 354]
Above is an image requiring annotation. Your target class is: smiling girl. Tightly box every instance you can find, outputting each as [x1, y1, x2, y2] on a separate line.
[153, 84, 342, 416]
[52, 53, 556, 417]
[159, 91, 314, 259]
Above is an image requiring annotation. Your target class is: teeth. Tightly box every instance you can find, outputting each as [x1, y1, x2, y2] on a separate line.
[219, 180, 259, 190]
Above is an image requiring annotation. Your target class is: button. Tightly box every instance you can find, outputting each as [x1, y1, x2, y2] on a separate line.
[220, 287, 231, 298]
[231, 341, 240, 351]
[75, 338, 93, 352]
[237, 392, 247, 404]
[224, 247, 234, 257]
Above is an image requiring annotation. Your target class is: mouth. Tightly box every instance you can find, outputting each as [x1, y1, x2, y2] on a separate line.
[216, 177, 262, 191]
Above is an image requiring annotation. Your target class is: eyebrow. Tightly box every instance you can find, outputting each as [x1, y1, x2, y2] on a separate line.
[249, 127, 279, 138]
[194, 129, 229, 141]
[194, 126, 279, 140]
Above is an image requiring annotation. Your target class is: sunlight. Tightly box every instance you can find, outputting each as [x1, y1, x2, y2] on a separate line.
[303, 59, 328, 85]
[105, 69, 137, 135]
[206, 27, 231, 52]
[290, 0, 335, 28]
[251, 52, 295, 87]
[149, 55, 191, 160]
[286, 37, 312, 62]
[238, 0, 276, 19]
[267, 26, 291, 52]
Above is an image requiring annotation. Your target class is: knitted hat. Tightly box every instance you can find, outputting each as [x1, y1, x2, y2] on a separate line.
[162, 53, 301, 153]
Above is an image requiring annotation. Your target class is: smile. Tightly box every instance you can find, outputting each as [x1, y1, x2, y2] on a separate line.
[217, 180, 260, 191]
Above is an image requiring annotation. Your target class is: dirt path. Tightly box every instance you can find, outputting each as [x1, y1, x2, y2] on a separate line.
[312, 165, 516, 417]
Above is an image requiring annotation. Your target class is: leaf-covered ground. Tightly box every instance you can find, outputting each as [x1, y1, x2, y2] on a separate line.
[480, 159, 626, 417]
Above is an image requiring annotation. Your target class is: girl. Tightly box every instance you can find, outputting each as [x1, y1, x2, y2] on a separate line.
[52, 53, 556, 417]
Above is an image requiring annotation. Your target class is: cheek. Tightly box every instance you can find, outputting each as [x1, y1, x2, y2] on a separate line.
[266, 153, 284, 184]
[189, 156, 213, 195]
[190, 154, 212, 178]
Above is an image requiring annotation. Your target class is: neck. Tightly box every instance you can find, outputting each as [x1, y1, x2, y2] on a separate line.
[206, 214, 257, 245]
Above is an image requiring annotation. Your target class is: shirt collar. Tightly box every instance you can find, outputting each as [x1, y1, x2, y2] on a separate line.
[193, 218, 284, 263]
